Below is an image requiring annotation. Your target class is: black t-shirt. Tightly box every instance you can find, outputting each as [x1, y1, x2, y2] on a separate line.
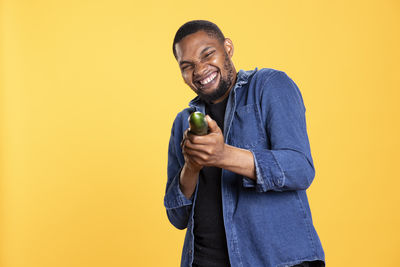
[193, 96, 231, 267]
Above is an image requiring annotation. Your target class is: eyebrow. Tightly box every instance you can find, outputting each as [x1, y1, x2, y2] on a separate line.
[179, 46, 214, 66]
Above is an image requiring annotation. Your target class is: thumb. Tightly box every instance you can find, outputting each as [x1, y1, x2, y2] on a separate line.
[205, 115, 220, 133]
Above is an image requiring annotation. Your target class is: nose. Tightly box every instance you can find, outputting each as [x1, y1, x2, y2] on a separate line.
[193, 62, 208, 80]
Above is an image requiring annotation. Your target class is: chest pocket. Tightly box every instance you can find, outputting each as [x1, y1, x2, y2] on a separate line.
[228, 103, 267, 149]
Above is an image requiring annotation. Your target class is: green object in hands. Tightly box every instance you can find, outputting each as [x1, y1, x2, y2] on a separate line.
[188, 111, 208, 135]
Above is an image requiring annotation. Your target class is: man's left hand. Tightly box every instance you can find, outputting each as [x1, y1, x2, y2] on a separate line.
[182, 115, 226, 168]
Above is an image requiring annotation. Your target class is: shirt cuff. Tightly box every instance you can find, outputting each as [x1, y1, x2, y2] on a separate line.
[164, 167, 194, 209]
[243, 148, 285, 192]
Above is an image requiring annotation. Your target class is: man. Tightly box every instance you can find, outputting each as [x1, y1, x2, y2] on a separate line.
[164, 20, 325, 267]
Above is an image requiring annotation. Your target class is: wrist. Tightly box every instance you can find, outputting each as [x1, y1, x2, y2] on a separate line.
[220, 144, 256, 179]
[180, 163, 200, 200]
[220, 144, 233, 169]
[184, 161, 202, 174]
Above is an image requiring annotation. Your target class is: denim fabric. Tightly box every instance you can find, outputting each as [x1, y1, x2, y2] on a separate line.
[164, 67, 325, 267]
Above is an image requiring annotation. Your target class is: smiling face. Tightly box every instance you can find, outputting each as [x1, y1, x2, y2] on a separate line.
[174, 30, 237, 104]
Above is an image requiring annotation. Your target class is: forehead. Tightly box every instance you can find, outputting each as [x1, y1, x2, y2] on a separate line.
[175, 31, 222, 61]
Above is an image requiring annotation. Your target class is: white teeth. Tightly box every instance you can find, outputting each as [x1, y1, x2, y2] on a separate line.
[200, 72, 217, 85]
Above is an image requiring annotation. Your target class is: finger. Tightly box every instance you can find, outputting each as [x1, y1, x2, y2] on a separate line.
[184, 128, 189, 138]
[180, 138, 186, 149]
[187, 131, 213, 145]
[184, 149, 207, 163]
[205, 115, 220, 133]
[182, 146, 201, 162]
[184, 141, 210, 154]
[180, 129, 190, 148]
[188, 156, 203, 168]
[183, 140, 204, 153]
[187, 132, 204, 144]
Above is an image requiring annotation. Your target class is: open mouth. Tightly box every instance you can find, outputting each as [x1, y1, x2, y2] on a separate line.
[196, 71, 219, 90]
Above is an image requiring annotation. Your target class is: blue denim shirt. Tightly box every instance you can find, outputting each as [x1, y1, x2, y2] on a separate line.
[164, 67, 325, 267]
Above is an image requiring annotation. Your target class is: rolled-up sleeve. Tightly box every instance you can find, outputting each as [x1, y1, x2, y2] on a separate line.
[164, 119, 194, 229]
[243, 71, 316, 192]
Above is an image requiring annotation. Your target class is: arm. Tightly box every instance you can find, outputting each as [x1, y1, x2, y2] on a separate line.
[164, 120, 195, 230]
[179, 159, 201, 199]
[243, 71, 316, 192]
[220, 144, 256, 179]
[183, 71, 315, 192]
[183, 116, 256, 179]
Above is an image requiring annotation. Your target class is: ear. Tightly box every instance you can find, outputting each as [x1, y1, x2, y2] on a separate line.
[224, 38, 234, 58]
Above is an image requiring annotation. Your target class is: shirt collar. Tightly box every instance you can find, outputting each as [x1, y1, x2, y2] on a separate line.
[189, 67, 258, 108]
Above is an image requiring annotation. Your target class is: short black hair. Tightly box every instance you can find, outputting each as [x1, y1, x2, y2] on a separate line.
[172, 20, 225, 59]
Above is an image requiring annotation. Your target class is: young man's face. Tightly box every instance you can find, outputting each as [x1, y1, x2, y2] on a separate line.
[174, 30, 236, 103]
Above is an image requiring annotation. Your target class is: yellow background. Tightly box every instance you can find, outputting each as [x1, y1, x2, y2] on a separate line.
[1, 0, 399, 266]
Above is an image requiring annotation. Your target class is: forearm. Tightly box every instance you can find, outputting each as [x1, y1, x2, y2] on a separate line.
[219, 144, 256, 180]
[249, 148, 315, 191]
[179, 163, 200, 199]
[165, 163, 194, 229]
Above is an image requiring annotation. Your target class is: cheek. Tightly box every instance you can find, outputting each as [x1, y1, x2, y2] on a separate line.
[182, 73, 197, 91]
[182, 72, 191, 84]
[210, 55, 226, 72]
[211, 57, 219, 65]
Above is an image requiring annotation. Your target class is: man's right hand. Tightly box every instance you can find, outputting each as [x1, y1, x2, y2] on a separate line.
[181, 129, 203, 172]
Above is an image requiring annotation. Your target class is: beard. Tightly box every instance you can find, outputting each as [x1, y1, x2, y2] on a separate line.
[197, 53, 235, 104]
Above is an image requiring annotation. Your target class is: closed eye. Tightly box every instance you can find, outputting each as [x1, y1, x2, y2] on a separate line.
[204, 51, 215, 58]
[181, 65, 192, 71]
